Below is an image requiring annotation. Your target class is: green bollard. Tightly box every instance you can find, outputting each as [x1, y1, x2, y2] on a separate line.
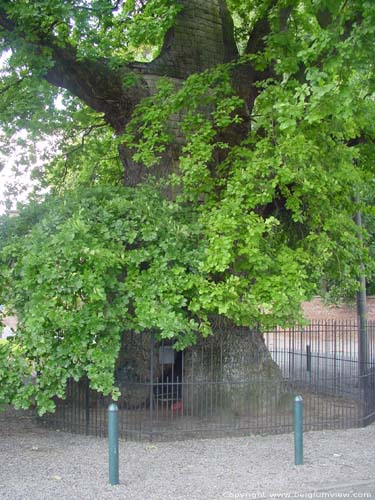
[293, 395, 303, 466]
[108, 403, 119, 485]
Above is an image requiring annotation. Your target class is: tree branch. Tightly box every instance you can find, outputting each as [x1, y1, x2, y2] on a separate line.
[0, 76, 25, 95]
[231, 1, 277, 113]
[43, 42, 148, 133]
[0, 1, 240, 133]
[245, 1, 282, 55]
[58, 123, 109, 185]
[0, 6, 148, 133]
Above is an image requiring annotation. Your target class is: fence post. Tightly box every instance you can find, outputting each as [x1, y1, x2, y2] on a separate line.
[108, 403, 119, 485]
[85, 377, 90, 435]
[293, 395, 303, 465]
[306, 345, 311, 372]
[149, 335, 154, 442]
[355, 194, 370, 421]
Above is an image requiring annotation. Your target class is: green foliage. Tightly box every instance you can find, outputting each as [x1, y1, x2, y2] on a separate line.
[0, 339, 35, 410]
[0, 186, 208, 412]
[42, 107, 124, 192]
[1, 0, 375, 411]
[1, 0, 180, 61]
[121, 0, 375, 310]
[0, 0, 180, 181]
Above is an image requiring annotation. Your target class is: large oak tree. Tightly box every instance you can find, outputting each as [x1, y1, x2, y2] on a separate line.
[0, 0, 375, 412]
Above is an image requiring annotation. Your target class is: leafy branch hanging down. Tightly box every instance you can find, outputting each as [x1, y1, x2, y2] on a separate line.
[0, 0, 375, 412]
[0, 186, 208, 413]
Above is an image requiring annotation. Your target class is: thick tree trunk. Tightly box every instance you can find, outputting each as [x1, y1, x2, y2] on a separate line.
[116, 0, 242, 187]
[114, 321, 286, 413]
[183, 320, 287, 417]
[111, 1, 284, 404]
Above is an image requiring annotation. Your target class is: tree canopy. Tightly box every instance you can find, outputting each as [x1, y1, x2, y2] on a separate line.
[0, 0, 375, 413]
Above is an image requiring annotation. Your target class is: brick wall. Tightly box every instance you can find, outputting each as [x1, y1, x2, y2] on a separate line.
[302, 296, 375, 321]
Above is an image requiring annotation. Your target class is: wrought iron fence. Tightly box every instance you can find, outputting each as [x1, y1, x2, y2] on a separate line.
[40, 320, 375, 440]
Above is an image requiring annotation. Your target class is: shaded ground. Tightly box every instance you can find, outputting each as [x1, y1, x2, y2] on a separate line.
[1, 406, 374, 500]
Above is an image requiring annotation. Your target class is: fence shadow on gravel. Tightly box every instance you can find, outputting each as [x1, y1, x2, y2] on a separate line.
[40, 321, 375, 441]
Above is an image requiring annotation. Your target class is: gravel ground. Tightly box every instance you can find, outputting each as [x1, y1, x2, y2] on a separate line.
[1, 407, 374, 500]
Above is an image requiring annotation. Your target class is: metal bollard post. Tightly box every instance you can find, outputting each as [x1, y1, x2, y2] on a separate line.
[108, 403, 119, 485]
[293, 395, 303, 465]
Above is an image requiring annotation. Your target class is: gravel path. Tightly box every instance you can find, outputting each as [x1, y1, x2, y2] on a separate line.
[1, 407, 374, 500]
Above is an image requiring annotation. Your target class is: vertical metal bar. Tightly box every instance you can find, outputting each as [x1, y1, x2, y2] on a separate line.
[350, 319, 354, 382]
[79, 380, 82, 433]
[300, 326, 303, 383]
[181, 349, 185, 416]
[149, 334, 154, 442]
[166, 375, 170, 420]
[293, 395, 303, 465]
[288, 326, 292, 377]
[210, 336, 213, 417]
[85, 377, 90, 435]
[171, 357, 174, 421]
[370, 321, 375, 418]
[94, 387, 98, 437]
[291, 325, 295, 375]
[333, 321, 337, 395]
[118, 387, 123, 440]
[176, 375, 180, 416]
[100, 392, 103, 437]
[156, 376, 160, 424]
[108, 403, 119, 485]
[284, 326, 287, 379]
[355, 196, 369, 420]
[71, 379, 75, 433]
[77, 380, 81, 432]
[220, 332, 223, 420]
[201, 340, 205, 420]
[70, 379, 74, 433]
[317, 321, 321, 390]
[308, 322, 312, 384]
[306, 345, 311, 372]
[191, 344, 195, 418]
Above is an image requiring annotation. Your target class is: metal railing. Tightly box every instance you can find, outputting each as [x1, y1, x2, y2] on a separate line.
[40, 321, 375, 440]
